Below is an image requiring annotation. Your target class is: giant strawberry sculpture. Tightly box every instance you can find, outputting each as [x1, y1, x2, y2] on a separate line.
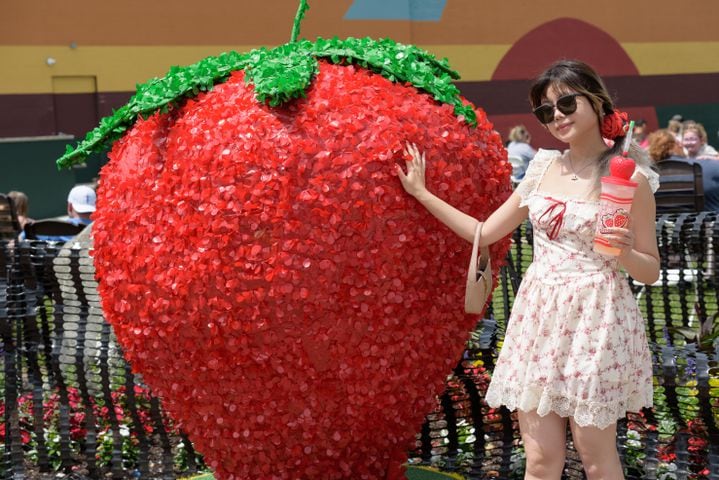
[58, 2, 511, 478]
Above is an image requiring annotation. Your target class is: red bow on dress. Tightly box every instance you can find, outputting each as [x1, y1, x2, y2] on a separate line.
[538, 197, 566, 241]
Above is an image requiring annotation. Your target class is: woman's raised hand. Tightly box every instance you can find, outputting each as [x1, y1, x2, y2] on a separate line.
[602, 221, 635, 257]
[396, 142, 428, 198]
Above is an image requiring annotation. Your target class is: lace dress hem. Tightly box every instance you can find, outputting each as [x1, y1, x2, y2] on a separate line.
[485, 384, 654, 429]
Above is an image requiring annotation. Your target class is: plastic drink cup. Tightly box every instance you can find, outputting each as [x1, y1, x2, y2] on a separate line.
[593, 155, 638, 256]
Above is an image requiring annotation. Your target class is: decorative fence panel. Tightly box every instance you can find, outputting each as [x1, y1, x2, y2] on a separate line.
[2, 213, 718, 479]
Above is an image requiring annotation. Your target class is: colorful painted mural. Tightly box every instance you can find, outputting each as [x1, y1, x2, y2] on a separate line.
[1, 0, 718, 145]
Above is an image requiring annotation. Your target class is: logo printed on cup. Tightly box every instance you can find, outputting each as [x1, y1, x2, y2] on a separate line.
[600, 209, 630, 231]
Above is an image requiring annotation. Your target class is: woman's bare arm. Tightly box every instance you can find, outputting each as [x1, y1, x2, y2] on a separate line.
[396, 143, 528, 246]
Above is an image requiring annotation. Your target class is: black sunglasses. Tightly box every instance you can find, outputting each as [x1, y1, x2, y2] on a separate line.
[532, 93, 584, 124]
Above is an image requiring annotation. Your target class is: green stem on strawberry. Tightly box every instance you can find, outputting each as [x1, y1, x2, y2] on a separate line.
[290, 0, 310, 43]
[57, 35, 475, 169]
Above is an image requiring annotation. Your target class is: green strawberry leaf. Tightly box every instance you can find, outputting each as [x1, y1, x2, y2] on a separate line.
[245, 41, 318, 108]
[57, 36, 476, 169]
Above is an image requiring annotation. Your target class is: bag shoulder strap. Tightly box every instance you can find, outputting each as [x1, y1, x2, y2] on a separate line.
[468, 222, 491, 283]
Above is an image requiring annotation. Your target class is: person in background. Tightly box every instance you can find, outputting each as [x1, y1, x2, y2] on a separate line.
[667, 116, 683, 142]
[7, 191, 32, 229]
[682, 122, 719, 160]
[633, 119, 650, 150]
[65, 185, 96, 225]
[22, 185, 96, 242]
[648, 129, 719, 212]
[671, 114, 684, 123]
[647, 129, 685, 163]
[696, 157, 719, 212]
[506, 124, 537, 181]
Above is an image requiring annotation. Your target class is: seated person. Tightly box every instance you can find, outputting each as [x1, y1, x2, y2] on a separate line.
[647, 129, 685, 163]
[696, 158, 719, 212]
[505, 125, 536, 181]
[7, 190, 33, 230]
[667, 116, 683, 142]
[633, 119, 650, 150]
[683, 122, 719, 160]
[649, 130, 719, 212]
[24, 185, 96, 242]
[64, 185, 96, 226]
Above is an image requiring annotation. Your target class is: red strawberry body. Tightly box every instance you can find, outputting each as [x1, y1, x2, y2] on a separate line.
[93, 61, 511, 479]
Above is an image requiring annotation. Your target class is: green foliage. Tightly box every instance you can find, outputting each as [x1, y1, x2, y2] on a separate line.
[245, 41, 318, 107]
[57, 37, 473, 170]
[623, 428, 646, 475]
[672, 312, 719, 354]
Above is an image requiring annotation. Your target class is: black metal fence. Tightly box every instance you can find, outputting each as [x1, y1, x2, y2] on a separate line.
[409, 212, 719, 480]
[2, 213, 719, 479]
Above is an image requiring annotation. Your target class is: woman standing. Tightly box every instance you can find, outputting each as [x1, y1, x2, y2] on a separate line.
[397, 60, 660, 479]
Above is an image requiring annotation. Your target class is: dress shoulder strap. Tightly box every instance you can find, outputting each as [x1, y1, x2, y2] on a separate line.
[514, 149, 560, 204]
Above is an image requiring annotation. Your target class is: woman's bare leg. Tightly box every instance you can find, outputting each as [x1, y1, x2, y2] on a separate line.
[518, 410, 568, 480]
[569, 418, 624, 480]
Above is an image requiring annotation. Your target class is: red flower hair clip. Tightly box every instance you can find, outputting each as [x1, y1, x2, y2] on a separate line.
[601, 109, 629, 140]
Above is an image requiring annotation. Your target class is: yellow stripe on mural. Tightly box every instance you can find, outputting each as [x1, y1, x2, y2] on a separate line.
[51, 76, 96, 94]
[419, 45, 510, 82]
[0, 45, 263, 94]
[1, 42, 719, 94]
[427, 42, 719, 79]
[622, 42, 719, 75]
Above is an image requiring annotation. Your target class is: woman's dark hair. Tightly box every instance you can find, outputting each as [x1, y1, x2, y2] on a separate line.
[529, 59, 652, 186]
[7, 191, 28, 217]
[529, 59, 614, 117]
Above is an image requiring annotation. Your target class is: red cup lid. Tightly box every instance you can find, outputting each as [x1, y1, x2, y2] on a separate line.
[601, 176, 638, 187]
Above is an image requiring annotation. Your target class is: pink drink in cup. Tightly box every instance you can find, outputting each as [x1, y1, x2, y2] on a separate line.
[593, 155, 637, 256]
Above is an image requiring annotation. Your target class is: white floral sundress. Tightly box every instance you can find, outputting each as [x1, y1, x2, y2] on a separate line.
[485, 149, 660, 428]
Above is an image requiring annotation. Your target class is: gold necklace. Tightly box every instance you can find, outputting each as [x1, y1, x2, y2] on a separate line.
[567, 152, 595, 181]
